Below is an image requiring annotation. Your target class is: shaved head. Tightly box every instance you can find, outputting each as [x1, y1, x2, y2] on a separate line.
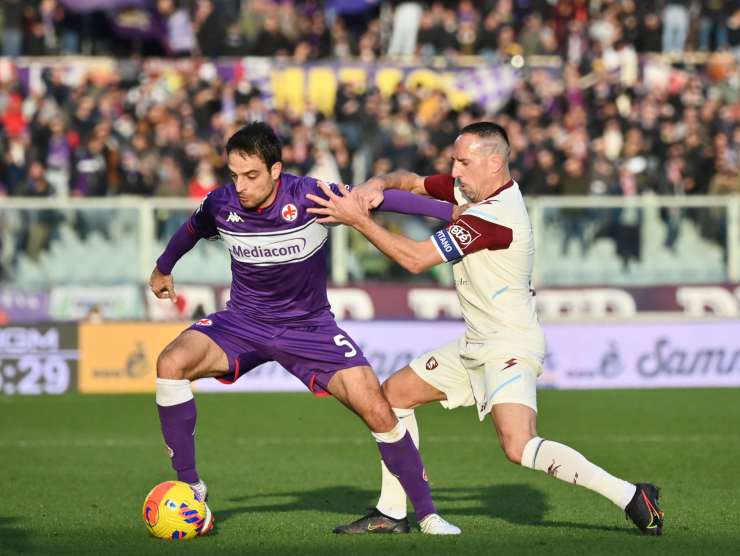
[451, 121, 512, 201]
[460, 121, 511, 160]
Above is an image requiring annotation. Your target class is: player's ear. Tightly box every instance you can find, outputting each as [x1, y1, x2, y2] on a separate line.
[270, 161, 283, 181]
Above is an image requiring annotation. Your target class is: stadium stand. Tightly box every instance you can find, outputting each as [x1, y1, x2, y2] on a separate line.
[0, 0, 738, 286]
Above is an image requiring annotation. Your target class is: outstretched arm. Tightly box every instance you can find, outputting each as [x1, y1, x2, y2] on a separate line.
[361, 171, 428, 197]
[308, 179, 455, 221]
[374, 189, 453, 221]
[307, 182, 443, 274]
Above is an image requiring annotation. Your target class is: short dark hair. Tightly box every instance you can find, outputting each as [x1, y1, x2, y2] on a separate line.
[459, 121, 510, 149]
[225, 122, 282, 169]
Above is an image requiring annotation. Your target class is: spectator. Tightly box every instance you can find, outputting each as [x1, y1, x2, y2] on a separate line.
[158, 0, 195, 57]
[662, 0, 691, 55]
[387, 2, 422, 57]
[1, 0, 24, 57]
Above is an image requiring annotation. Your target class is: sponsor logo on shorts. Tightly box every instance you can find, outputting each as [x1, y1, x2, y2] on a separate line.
[281, 203, 298, 221]
[195, 319, 212, 326]
[425, 357, 438, 370]
[547, 460, 561, 478]
[501, 358, 518, 371]
[449, 221, 480, 248]
[166, 445, 174, 458]
[422, 467, 429, 482]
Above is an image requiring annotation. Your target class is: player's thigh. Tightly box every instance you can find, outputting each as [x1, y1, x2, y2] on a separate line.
[381, 366, 447, 409]
[477, 356, 539, 417]
[157, 329, 230, 381]
[481, 357, 539, 458]
[408, 337, 475, 412]
[326, 365, 396, 432]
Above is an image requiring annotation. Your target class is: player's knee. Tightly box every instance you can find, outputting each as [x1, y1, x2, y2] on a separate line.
[499, 434, 530, 464]
[363, 399, 397, 433]
[381, 380, 406, 408]
[156, 347, 188, 380]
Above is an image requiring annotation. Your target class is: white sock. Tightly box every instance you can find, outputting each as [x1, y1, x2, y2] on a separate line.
[376, 408, 419, 520]
[521, 437, 637, 509]
[156, 378, 193, 406]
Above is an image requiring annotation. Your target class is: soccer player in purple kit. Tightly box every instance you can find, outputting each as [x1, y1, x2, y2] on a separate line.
[148, 122, 461, 535]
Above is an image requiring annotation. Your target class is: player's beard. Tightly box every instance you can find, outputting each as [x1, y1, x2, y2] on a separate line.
[239, 184, 275, 210]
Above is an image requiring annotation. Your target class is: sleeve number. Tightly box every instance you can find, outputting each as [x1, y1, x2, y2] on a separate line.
[333, 334, 358, 358]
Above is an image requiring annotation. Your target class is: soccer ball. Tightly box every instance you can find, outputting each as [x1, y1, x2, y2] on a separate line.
[142, 481, 206, 540]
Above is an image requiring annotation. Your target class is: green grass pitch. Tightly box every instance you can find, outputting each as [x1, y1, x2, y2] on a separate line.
[2, 389, 739, 555]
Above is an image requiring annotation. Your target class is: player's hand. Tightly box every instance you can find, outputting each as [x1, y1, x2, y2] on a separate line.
[149, 266, 177, 304]
[352, 177, 386, 210]
[306, 181, 370, 226]
[452, 202, 472, 221]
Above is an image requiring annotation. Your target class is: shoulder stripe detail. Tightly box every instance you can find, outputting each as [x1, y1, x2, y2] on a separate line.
[463, 208, 498, 223]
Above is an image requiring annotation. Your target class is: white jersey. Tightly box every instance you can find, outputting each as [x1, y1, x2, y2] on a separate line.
[425, 174, 546, 367]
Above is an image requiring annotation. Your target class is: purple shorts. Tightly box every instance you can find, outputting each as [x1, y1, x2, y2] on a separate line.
[187, 310, 369, 395]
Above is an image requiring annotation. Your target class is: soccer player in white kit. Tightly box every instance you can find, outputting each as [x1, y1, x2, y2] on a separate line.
[307, 122, 664, 536]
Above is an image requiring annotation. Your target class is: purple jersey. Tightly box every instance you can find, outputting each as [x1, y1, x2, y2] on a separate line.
[187, 173, 342, 325]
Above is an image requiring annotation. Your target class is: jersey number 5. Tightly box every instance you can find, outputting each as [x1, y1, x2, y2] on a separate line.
[333, 334, 358, 358]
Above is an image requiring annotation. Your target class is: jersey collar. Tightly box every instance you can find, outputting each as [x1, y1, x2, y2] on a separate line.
[486, 179, 514, 200]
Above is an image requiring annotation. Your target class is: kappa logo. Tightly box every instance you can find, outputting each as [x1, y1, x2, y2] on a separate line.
[425, 357, 439, 371]
[547, 461, 561, 477]
[166, 445, 174, 458]
[195, 318, 212, 326]
[281, 203, 298, 221]
[449, 221, 481, 248]
[226, 212, 243, 223]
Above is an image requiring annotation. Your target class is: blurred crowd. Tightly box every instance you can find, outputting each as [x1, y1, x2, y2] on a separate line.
[0, 3, 738, 284]
[1, 0, 738, 271]
[0, 55, 737, 202]
[1, 1, 740, 60]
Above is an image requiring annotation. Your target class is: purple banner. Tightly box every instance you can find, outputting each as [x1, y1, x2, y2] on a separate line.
[60, 0, 151, 12]
[109, 6, 164, 40]
[0, 289, 51, 324]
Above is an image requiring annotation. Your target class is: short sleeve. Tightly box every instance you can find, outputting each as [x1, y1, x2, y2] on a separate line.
[430, 207, 513, 263]
[423, 174, 457, 204]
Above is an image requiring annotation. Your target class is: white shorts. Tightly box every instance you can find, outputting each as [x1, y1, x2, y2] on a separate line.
[409, 336, 541, 421]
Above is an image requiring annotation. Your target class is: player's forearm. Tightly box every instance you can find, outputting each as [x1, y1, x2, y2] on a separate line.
[376, 171, 427, 195]
[355, 216, 436, 275]
[376, 189, 453, 221]
[156, 221, 200, 275]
